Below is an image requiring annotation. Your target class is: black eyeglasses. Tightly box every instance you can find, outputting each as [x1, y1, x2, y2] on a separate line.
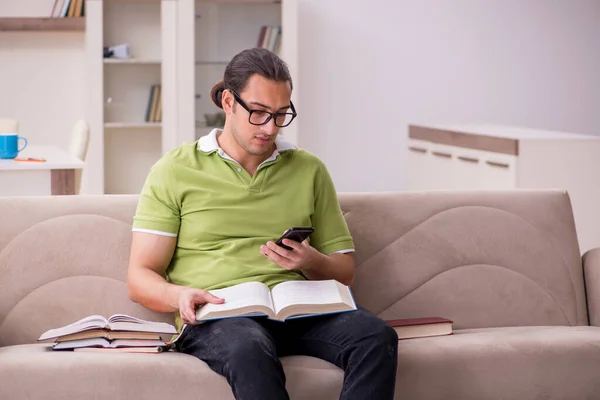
[230, 90, 297, 128]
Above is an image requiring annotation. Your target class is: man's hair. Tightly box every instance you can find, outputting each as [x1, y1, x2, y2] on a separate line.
[210, 48, 293, 109]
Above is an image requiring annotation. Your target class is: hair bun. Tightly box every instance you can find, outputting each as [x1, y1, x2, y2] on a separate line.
[210, 79, 226, 109]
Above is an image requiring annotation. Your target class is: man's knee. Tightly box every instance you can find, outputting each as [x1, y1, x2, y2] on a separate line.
[349, 310, 398, 356]
[374, 321, 399, 354]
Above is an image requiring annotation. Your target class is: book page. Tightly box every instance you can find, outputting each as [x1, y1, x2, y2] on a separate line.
[106, 314, 177, 334]
[107, 314, 163, 324]
[75, 315, 109, 325]
[271, 280, 344, 316]
[196, 281, 275, 321]
[38, 315, 109, 341]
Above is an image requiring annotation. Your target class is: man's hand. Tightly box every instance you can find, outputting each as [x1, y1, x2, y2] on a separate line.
[260, 238, 356, 286]
[260, 239, 321, 272]
[178, 287, 224, 325]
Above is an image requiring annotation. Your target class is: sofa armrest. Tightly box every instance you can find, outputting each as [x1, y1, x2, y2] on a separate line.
[583, 248, 600, 326]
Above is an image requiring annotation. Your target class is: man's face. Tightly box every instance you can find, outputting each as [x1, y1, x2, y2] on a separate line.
[225, 74, 292, 157]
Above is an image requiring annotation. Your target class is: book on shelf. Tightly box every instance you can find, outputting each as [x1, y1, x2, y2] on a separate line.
[196, 279, 357, 323]
[386, 317, 453, 340]
[145, 84, 162, 123]
[257, 25, 281, 54]
[51, 0, 85, 18]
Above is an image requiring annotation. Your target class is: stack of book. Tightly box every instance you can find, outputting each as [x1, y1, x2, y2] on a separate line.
[38, 314, 177, 353]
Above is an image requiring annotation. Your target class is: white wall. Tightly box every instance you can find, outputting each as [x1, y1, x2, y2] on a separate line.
[295, 0, 600, 192]
[0, 0, 85, 156]
[0, 33, 85, 149]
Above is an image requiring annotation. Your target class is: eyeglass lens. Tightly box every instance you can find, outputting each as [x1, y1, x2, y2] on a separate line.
[249, 111, 294, 127]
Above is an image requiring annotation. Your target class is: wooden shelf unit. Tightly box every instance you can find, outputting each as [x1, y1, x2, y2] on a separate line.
[104, 58, 161, 65]
[104, 122, 162, 129]
[0, 17, 85, 32]
[196, 0, 281, 3]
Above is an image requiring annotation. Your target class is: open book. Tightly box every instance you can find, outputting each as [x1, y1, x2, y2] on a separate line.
[38, 314, 177, 342]
[196, 279, 357, 322]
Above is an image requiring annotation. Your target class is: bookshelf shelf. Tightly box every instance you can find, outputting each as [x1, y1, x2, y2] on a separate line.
[104, 122, 162, 129]
[104, 58, 161, 65]
[196, 120, 224, 129]
[195, 61, 229, 65]
[196, 0, 281, 3]
[0, 17, 85, 32]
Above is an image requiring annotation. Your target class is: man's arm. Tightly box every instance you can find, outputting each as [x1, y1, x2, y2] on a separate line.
[261, 239, 355, 286]
[299, 251, 355, 285]
[127, 232, 180, 312]
[127, 232, 223, 324]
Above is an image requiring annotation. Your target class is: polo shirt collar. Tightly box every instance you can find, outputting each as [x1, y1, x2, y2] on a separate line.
[198, 128, 296, 164]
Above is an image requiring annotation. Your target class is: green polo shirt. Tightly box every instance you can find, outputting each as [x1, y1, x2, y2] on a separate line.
[132, 130, 354, 328]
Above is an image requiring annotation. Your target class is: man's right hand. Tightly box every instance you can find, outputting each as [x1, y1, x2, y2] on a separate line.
[178, 287, 225, 325]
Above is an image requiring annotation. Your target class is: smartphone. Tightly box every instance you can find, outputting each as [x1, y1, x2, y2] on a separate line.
[275, 227, 314, 250]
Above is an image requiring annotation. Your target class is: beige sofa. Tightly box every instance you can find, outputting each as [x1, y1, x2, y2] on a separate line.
[1, 190, 600, 400]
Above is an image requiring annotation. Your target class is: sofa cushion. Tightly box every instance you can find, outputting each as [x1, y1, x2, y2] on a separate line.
[5, 326, 600, 400]
[0, 344, 343, 400]
[397, 325, 600, 399]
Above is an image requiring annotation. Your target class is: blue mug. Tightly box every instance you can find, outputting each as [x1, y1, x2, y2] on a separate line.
[0, 134, 28, 159]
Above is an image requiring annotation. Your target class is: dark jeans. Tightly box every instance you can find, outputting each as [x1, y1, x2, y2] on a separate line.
[176, 306, 398, 400]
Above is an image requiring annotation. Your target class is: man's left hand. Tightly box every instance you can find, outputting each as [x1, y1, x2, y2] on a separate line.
[260, 239, 321, 272]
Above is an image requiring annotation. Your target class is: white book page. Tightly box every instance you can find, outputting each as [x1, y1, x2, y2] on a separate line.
[38, 315, 109, 341]
[271, 280, 343, 315]
[107, 314, 163, 324]
[74, 315, 109, 325]
[106, 314, 176, 333]
[196, 281, 275, 320]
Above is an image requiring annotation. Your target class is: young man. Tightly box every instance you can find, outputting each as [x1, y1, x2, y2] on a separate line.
[127, 48, 398, 400]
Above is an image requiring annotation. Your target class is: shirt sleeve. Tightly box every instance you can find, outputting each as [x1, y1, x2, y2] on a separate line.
[132, 156, 181, 237]
[309, 162, 355, 255]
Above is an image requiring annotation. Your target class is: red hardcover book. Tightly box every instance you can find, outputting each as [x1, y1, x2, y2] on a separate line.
[386, 317, 453, 340]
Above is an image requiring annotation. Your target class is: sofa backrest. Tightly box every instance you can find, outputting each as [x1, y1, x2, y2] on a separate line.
[0, 195, 173, 347]
[0, 190, 586, 346]
[342, 190, 587, 330]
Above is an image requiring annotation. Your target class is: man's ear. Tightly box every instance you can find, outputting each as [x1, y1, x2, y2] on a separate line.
[222, 90, 235, 114]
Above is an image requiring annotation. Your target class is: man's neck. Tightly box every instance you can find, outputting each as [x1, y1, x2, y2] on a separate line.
[217, 129, 275, 175]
